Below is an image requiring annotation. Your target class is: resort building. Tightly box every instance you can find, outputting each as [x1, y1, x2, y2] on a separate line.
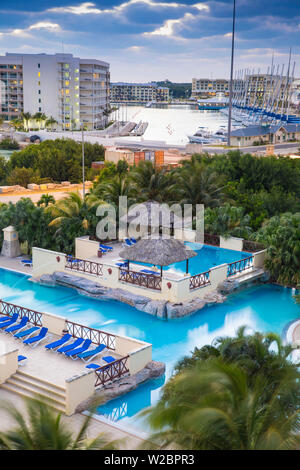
[192, 78, 244, 98]
[0, 52, 110, 130]
[110, 82, 170, 103]
[230, 123, 300, 147]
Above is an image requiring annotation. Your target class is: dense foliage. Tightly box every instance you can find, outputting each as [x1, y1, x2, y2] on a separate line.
[2, 139, 105, 185]
[144, 328, 300, 450]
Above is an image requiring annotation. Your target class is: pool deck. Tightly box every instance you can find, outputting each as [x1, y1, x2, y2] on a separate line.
[0, 328, 120, 388]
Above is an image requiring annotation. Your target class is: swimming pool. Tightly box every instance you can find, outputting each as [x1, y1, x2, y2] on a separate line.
[136, 242, 250, 276]
[0, 268, 299, 432]
[166, 243, 250, 276]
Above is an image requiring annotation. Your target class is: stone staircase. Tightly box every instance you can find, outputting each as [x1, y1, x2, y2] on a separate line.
[1, 370, 67, 414]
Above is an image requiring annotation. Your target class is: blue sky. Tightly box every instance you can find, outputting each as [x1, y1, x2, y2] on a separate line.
[0, 1, 299, 81]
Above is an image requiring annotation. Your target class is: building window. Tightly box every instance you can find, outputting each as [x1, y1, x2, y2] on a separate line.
[38, 64, 40, 68]
[39, 107, 41, 112]
[38, 72, 41, 77]
[38, 90, 41, 94]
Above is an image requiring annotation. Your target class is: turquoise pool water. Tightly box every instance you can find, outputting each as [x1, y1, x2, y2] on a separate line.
[137, 242, 250, 276]
[0, 268, 299, 432]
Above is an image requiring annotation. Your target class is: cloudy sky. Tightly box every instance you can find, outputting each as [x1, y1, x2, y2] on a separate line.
[0, 0, 299, 82]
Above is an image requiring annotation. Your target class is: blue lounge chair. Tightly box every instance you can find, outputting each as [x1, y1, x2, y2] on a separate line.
[116, 262, 128, 268]
[100, 244, 113, 252]
[21, 259, 32, 264]
[85, 357, 116, 370]
[18, 355, 27, 366]
[130, 237, 137, 244]
[141, 269, 160, 276]
[0, 315, 12, 324]
[0, 313, 18, 329]
[56, 337, 84, 354]
[86, 363, 101, 370]
[102, 356, 116, 365]
[45, 334, 72, 351]
[23, 327, 48, 348]
[77, 343, 106, 362]
[64, 339, 92, 359]
[125, 238, 133, 246]
[14, 326, 39, 340]
[4, 316, 29, 334]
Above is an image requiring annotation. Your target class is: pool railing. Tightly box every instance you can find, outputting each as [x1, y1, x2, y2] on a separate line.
[227, 256, 254, 277]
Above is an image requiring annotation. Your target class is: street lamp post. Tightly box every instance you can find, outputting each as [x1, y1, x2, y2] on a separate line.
[81, 124, 85, 199]
[227, 0, 237, 147]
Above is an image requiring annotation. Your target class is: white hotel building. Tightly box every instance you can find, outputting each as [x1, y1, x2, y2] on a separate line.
[0, 53, 110, 130]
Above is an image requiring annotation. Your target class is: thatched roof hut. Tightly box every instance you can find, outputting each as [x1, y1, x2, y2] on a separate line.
[119, 238, 197, 274]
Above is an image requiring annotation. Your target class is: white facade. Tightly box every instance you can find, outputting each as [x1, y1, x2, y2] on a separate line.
[0, 53, 110, 130]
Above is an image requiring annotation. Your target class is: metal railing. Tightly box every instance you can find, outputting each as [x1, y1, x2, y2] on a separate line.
[189, 271, 211, 290]
[227, 256, 254, 277]
[0, 301, 43, 326]
[119, 269, 162, 291]
[95, 356, 129, 387]
[66, 320, 116, 350]
[65, 256, 103, 277]
[204, 233, 220, 247]
[243, 240, 265, 253]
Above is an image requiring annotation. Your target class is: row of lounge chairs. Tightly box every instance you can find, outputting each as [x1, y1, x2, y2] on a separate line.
[0, 313, 50, 347]
[0, 313, 116, 371]
[45, 334, 115, 367]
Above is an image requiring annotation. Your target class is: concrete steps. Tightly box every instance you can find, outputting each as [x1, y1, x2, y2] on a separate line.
[2, 370, 67, 414]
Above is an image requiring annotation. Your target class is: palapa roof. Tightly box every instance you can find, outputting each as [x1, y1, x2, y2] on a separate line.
[120, 200, 190, 229]
[119, 237, 197, 267]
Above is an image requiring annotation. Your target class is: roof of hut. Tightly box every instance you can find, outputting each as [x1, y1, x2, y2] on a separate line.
[119, 237, 197, 267]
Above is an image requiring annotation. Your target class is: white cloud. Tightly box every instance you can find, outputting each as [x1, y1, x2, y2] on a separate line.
[127, 45, 144, 52]
[28, 22, 61, 31]
[2, 21, 61, 38]
[47, 1, 209, 16]
[144, 12, 195, 39]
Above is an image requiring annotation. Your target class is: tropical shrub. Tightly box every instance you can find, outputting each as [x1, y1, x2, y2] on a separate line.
[253, 212, 300, 285]
[204, 203, 252, 239]
[144, 329, 300, 450]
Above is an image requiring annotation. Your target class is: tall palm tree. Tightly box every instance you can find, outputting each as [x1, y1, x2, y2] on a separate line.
[144, 358, 300, 450]
[33, 112, 47, 130]
[176, 159, 225, 208]
[130, 160, 174, 203]
[21, 112, 32, 131]
[0, 398, 118, 450]
[90, 174, 136, 208]
[45, 116, 57, 131]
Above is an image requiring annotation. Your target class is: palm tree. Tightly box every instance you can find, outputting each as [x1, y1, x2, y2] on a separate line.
[33, 112, 47, 130]
[90, 174, 136, 207]
[0, 398, 118, 450]
[45, 116, 57, 131]
[21, 112, 32, 131]
[37, 194, 56, 207]
[176, 158, 225, 208]
[144, 358, 300, 450]
[47, 191, 104, 253]
[48, 191, 100, 230]
[130, 160, 174, 202]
